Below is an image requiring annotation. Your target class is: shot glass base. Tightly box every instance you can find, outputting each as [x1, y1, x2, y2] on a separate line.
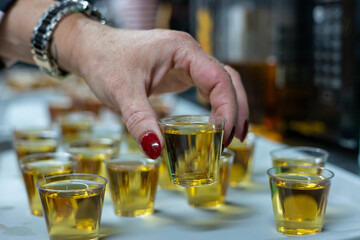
[276, 223, 322, 236]
[159, 185, 184, 192]
[188, 200, 223, 208]
[49, 234, 99, 240]
[171, 176, 217, 187]
[115, 208, 154, 217]
[229, 180, 252, 189]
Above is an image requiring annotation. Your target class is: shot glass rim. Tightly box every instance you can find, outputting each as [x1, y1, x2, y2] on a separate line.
[158, 114, 226, 127]
[19, 152, 79, 167]
[36, 173, 108, 193]
[221, 148, 235, 165]
[270, 146, 329, 162]
[13, 127, 59, 140]
[64, 137, 117, 149]
[91, 131, 123, 142]
[267, 165, 335, 182]
[48, 95, 72, 106]
[59, 110, 96, 123]
[107, 154, 161, 169]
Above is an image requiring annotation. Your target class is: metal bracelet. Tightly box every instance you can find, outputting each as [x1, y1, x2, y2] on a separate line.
[31, 0, 106, 78]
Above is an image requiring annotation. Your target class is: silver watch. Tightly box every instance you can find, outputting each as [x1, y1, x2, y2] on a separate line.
[31, 0, 106, 78]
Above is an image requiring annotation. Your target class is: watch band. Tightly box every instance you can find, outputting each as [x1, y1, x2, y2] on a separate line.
[31, 0, 106, 78]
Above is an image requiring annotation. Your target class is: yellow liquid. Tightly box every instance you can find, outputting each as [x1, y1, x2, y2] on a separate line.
[61, 121, 92, 142]
[22, 160, 74, 216]
[227, 141, 254, 187]
[269, 173, 330, 236]
[158, 150, 182, 191]
[124, 131, 142, 153]
[107, 161, 159, 217]
[186, 160, 230, 208]
[163, 124, 223, 187]
[273, 158, 325, 167]
[69, 149, 112, 179]
[39, 180, 105, 240]
[15, 139, 58, 160]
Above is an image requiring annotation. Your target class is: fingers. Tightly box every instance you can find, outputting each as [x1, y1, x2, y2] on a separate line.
[224, 65, 249, 142]
[116, 87, 163, 159]
[183, 51, 239, 148]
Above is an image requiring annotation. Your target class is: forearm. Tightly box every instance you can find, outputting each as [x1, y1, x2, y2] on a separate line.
[0, 0, 102, 76]
[0, 0, 52, 64]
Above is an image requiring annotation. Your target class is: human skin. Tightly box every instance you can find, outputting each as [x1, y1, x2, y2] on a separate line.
[0, 0, 249, 159]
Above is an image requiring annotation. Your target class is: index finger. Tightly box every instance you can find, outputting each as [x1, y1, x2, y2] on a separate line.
[185, 51, 240, 146]
[224, 64, 249, 141]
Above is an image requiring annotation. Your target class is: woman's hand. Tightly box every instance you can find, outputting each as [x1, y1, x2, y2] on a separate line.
[68, 25, 249, 159]
[0, 0, 249, 159]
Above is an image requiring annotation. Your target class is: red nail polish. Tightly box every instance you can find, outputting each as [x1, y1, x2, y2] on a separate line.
[224, 126, 236, 148]
[140, 132, 161, 159]
[240, 120, 248, 142]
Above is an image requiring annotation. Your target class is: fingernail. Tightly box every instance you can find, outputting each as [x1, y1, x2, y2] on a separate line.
[224, 126, 236, 148]
[140, 132, 161, 159]
[240, 120, 249, 142]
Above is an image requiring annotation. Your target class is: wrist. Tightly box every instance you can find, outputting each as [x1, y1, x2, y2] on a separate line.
[66, 18, 113, 80]
[52, 12, 109, 79]
[30, 0, 106, 78]
[50, 13, 93, 76]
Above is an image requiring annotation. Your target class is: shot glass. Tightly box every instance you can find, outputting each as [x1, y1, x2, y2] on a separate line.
[92, 127, 123, 157]
[37, 173, 107, 240]
[59, 111, 95, 142]
[20, 152, 78, 216]
[13, 128, 59, 160]
[107, 155, 160, 217]
[227, 132, 256, 187]
[48, 95, 73, 123]
[64, 137, 118, 179]
[186, 149, 234, 208]
[267, 165, 334, 236]
[270, 146, 328, 167]
[159, 115, 225, 187]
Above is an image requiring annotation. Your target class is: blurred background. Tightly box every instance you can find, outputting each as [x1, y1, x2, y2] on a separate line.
[1, 0, 359, 172]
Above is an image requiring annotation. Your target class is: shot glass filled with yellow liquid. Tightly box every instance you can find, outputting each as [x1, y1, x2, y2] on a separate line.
[270, 146, 328, 167]
[91, 128, 123, 157]
[13, 128, 59, 160]
[48, 95, 73, 123]
[37, 173, 107, 240]
[20, 152, 78, 216]
[107, 155, 160, 217]
[227, 132, 255, 187]
[159, 115, 225, 187]
[59, 111, 95, 142]
[267, 165, 334, 236]
[186, 149, 234, 208]
[64, 137, 118, 179]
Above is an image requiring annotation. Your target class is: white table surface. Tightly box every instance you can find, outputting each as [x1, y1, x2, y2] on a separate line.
[1, 90, 360, 240]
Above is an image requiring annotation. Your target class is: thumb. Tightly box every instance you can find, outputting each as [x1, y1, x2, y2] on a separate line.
[119, 90, 163, 159]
